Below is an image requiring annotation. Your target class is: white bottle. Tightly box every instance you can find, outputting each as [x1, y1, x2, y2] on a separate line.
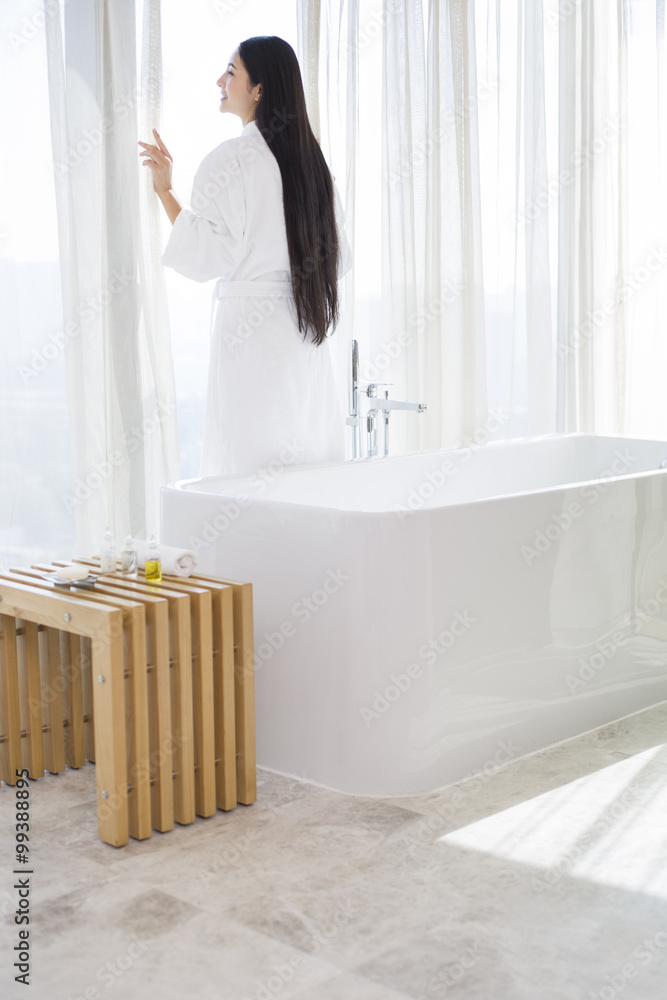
[120, 535, 137, 576]
[100, 527, 116, 573]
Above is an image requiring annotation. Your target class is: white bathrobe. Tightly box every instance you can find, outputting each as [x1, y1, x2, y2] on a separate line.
[162, 118, 353, 478]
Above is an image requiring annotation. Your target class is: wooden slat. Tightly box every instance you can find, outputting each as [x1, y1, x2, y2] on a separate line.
[19, 620, 44, 778]
[168, 595, 195, 825]
[81, 637, 94, 762]
[59, 562, 181, 832]
[0, 615, 21, 785]
[231, 582, 256, 805]
[137, 574, 220, 817]
[75, 559, 253, 810]
[160, 578, 237, 810]
[122, 605, 151, 840]
[61, 632, 85, 768]
[26, 565, 154, 840]
[189, 589, 216, 817]
[43, 627, 66, 774]
[11, 568, 115, 776]
[62, 561, 194, 826]
[0, 575, 137, 846]
[15, 618, 27, 773]
[215, 585, 237, 810]
[114, 569, 216, 819]
[12, 563, 109, 768]
[146, 600, 174, 831]
[191, 574, 256, 805]
[1, 576, 91, 780]
[2, 561, 255, 845]
[90, 607, 129, 847]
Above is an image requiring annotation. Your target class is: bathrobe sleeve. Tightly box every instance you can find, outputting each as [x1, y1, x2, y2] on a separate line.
[333, 180, 353, 279]
[162, 144, 245, 282]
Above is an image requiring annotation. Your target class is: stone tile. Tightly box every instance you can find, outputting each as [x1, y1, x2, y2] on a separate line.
[4, 700, 667, 1000]
[291, 970, 413, 999]
[354, 929, 515, 1000]
[387, 742, 633, 831]
[113, 888, 203, 937]
[584, 701, 667, 753]
[118, 910, 342, 1000]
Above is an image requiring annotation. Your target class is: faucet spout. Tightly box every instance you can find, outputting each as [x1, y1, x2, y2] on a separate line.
[347, 341, 427, 458]
[375, 399, 427, 413]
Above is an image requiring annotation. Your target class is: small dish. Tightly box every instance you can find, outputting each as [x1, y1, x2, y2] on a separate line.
[42, 568, 99, 589]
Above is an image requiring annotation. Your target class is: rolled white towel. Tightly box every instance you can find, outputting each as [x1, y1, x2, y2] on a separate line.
[132, 538, 198, 578]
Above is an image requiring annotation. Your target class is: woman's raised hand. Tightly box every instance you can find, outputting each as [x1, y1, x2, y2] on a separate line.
[138, 128, 173, 193]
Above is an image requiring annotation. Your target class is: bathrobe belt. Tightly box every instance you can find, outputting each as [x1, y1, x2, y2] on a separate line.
[214, 278, 294, 299]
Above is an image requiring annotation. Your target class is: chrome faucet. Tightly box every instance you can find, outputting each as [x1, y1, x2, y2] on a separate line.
[346, 339, 427, 459]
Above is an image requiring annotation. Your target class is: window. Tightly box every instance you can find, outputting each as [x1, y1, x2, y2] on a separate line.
[0, 2, 74, 566]
[160, 0, 298, 478]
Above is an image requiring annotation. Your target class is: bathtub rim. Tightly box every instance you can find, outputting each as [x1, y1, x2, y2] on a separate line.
[161, 431, 667, 517]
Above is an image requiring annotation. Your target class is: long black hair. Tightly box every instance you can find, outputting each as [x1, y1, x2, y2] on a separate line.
[237, 36, 341, 347]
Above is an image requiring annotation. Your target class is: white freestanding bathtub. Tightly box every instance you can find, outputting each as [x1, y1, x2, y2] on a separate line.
[161, 433, 667, 795]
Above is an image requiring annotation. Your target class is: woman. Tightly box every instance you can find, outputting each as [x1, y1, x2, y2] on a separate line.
[138, 35, 352, 478]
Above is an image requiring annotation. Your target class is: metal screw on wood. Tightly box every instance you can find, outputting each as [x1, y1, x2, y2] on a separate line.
[97, 675, 105, 684]
[64, 613, 71, 622]
[101, 790, 108, 799]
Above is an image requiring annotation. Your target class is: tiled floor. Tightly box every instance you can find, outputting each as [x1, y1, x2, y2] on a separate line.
[2, 704, 667, 999]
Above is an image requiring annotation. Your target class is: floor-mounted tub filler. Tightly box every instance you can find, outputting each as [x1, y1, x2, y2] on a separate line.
[161, 433, 667, 795]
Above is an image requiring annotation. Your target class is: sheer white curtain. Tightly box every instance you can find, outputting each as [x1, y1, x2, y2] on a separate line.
[390, 0, 556, 447]
[557, 0, 623, 432]
[298, 0, 557, 452]
[0, 2, 72, 568]
[44, 0, 180, 556]
[423, 0, 488, 448]
[558, 0, 667, 439]
[296, 0, 322, 142]
[297, 0, 360, 444]
[382, 0, 428, 451]
[476, 0, 556, 439]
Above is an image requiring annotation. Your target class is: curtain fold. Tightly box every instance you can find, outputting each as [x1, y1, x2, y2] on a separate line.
[557, 1, 626, 434]
[522, 0, 554, 434]
[285, 2, 667, 451]
[423, 0, 488, 448]
[558, 0, 667, 442]
[381, 0, 428, 452]
[296, 0, 359, 448]
[44, 0, 180, 556]
[297, 0, 322, 142]
[300, 0, 494, 454]
[138, 0, 182, 517]
[477, 0, 555, 439]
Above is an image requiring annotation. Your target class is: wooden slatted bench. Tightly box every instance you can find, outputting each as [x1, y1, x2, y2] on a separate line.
[0, 562, 255, 848]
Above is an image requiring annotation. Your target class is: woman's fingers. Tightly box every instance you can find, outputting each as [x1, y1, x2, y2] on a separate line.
[138, 144, 168, 167]
[138, 140, 165, 155]
[152, 129, 173, 161]
[137, 134, 173, 194]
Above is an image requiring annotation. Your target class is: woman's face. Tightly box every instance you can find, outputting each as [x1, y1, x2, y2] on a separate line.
[217, 49, 261, 124]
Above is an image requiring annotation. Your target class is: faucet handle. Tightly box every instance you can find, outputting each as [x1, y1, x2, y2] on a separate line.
[364, 382, 393, 397]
